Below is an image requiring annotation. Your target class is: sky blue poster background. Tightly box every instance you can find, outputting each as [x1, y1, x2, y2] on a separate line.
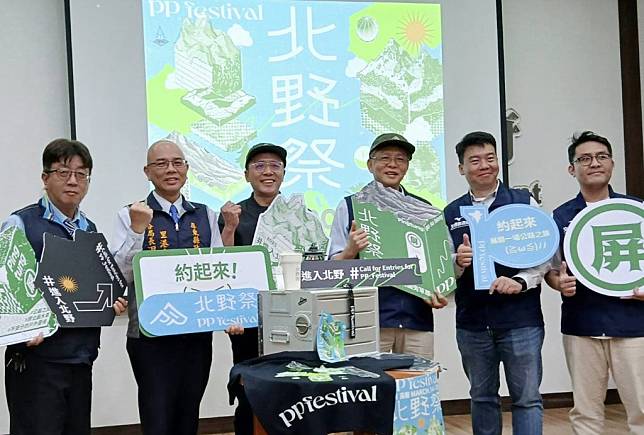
[142, 0, 445, 228]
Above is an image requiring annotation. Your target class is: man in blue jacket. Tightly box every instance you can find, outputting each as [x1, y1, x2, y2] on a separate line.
[2, 138, 127, 435]
[444, 131, 547, 435]
[545, 131, 644, 434]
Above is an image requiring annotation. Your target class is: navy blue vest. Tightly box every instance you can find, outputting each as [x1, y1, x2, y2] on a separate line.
[553, 187, 644, 337]
[346, 189, 434, 331]
[444, 183, 544, 331]
[140, 193, 213, 341]
[8, 203, 101, 365]
[142, 193, 212, 251]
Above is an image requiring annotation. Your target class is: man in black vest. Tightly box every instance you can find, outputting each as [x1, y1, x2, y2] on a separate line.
[218, 142, 288, 435]
[444, 131, 547, 435]
[2, 138, 127, 435]
[111, 139, 224, 435]
[328, 133, 448, 360]
[544, 131, 644, 434]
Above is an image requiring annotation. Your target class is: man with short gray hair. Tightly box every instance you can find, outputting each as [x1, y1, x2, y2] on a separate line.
[328, 133, 448, 360]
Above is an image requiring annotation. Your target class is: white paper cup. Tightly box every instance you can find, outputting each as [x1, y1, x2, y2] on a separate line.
[279, 252, 302, 290]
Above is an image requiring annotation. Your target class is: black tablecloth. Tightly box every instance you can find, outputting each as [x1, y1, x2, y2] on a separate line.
[228, 351, 414, 435]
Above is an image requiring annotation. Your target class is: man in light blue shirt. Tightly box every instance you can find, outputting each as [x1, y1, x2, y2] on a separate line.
[2, 138, 126, 435]
[111, 139, 224, 435]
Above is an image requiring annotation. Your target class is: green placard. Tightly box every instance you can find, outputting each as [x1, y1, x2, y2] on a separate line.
[0, 226, 58, 345]
[352, 185, 456, 298]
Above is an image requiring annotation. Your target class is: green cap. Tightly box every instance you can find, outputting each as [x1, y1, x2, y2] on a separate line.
[369, 133, 415, 159]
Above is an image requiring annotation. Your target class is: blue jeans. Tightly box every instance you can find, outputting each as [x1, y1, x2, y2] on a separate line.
[456, 326, 544, 435]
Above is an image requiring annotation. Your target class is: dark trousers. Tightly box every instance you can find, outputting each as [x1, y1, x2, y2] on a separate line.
[127, 333, 213, 435]
[4, 350, 92, 435]
[229, 327, 259, 435]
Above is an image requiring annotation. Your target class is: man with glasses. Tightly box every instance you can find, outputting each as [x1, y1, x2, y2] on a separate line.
[2, 138, 127, 435]
[328, 133, 448, 360]
[544, 131, 644, 434]
[111, 139, 224, 435]
[218, 142, 287, 435]
[444, 131, 548, 435]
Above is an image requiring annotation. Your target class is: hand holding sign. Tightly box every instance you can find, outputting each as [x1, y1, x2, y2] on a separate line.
[457, 234, 473, 268]
[425, 291, 449, 308]
[489, 276, 522, 295]
[226, 324, 245, 335]
[621, 287, 644, 301]
[344, 220, 369, 259]
[26, 333, 44, 347]
[113, 296, 128, 315]
[557, 261, 577, 297]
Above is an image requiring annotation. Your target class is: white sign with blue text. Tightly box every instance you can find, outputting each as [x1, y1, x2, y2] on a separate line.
[460, 204, 559, 290]
[133, 246, 274, 336]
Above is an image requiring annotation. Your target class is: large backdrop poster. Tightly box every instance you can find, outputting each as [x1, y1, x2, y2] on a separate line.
[142, 0, 446, 225]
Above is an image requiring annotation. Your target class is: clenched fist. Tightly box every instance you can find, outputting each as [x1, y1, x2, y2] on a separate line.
[220, 201, 241, 246]
[130, 201, 153, 234]
[220, 201, 241, 230]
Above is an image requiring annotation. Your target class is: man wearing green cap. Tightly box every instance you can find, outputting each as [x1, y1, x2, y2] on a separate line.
[328, 133, 448, 359]
[218, 142, 288, 435]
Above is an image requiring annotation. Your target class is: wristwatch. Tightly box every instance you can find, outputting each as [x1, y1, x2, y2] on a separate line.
[513, 277, 528, 292]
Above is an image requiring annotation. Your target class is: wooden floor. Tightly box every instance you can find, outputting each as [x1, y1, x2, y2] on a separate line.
[443, 404, 628, 434]
[214, 404, 629, 435]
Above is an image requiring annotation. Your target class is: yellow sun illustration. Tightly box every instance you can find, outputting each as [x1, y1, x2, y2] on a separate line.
[397, 14, 433, 53]
[58, 276, 79, 293]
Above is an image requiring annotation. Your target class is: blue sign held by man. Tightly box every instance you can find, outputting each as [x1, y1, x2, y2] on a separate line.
[138, 288, 259, 336]
[460, 204, 559, 289]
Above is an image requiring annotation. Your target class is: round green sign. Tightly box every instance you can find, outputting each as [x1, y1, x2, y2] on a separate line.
[564, 198, 644, 296]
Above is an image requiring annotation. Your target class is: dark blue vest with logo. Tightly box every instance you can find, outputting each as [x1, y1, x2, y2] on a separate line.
[142, 193, 212, 252]
[553, 187, 644, 337]
[346, 189, 434, 332]
[140, 193, 213, 341]
[443, 183, 544, 331]
[8, 202, 100, 365]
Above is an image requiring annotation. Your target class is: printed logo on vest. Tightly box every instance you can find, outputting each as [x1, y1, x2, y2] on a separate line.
[449, 217, 469, 231]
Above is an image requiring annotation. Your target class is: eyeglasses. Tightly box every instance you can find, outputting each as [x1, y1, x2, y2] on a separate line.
[44, 168, 91, 182]
[248, 160, 284, 172]
[572, 153, 612, 166]
[369, 155, 409, 166]
[146, 159, 188, 170]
